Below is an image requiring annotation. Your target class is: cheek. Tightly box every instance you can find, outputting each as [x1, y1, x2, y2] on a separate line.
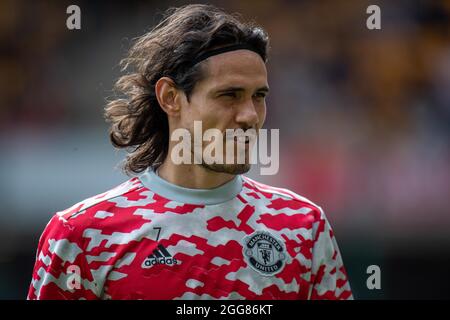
[200, 100, 234, 124]
[180, 97, 208, 125]
[184, 99, 226, 130]
[258, 103, 267, 127]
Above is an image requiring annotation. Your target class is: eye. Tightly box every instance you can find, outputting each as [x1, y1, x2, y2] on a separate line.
[220, 92, 237, 98]
[253, 92, 267, 99]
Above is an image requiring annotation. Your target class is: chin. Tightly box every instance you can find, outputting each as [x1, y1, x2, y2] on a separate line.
[201, 163, 251, 175]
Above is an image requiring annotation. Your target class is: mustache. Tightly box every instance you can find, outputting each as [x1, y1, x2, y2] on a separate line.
[223, 128, 258, 141]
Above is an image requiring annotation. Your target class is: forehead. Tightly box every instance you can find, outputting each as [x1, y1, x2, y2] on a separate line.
[198, 49, 268, 91]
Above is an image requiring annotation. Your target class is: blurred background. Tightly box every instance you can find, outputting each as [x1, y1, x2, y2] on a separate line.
[0, 0, 449, 299]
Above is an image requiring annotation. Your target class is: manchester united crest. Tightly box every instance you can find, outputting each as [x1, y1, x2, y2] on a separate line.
[243, 231, 286, 276]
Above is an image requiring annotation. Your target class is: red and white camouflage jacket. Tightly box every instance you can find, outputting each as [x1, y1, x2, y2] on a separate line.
[27, 169, 353, 300]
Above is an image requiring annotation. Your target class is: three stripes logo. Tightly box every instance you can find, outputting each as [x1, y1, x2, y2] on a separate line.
[142, 244, 179, 268]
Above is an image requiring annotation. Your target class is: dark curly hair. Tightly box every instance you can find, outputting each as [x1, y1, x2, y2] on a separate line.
[104, 4, 270, 175]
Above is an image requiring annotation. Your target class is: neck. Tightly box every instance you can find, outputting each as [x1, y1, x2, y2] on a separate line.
[157, 160, 235, 189]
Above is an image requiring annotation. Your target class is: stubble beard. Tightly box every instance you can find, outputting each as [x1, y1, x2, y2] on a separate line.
[200, 162, 251, 175]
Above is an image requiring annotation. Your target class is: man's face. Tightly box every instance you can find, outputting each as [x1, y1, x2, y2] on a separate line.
[179, 49, 269, 175]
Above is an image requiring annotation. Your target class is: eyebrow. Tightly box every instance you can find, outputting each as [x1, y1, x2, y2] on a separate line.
[215, 86, 270, 94]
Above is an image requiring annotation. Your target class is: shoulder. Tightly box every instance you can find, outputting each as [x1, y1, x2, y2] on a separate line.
[53, 176, 146, 227]
[241, 175, 326, 220]
[241, 176, 337, 242]
[37, 176, 149, 251]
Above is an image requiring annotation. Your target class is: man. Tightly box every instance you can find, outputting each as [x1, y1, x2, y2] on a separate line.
[28, 4, 352, 300]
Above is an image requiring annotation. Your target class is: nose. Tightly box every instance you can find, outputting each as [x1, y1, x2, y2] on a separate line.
[235, 99, 260, 128]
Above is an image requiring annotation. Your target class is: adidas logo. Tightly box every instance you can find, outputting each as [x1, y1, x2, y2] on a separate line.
[142, 244, 179, 268]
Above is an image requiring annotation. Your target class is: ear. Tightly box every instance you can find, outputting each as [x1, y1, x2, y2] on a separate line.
[155, 77, 182, 116]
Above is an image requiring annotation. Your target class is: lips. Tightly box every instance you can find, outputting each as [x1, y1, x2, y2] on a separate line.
[225, 136, 252, 144]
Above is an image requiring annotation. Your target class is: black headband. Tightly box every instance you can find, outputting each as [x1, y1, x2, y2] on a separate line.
[186, 44, 264, 69]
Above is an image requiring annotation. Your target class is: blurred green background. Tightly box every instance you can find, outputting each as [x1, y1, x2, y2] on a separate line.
[0, 0, 449, 299]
